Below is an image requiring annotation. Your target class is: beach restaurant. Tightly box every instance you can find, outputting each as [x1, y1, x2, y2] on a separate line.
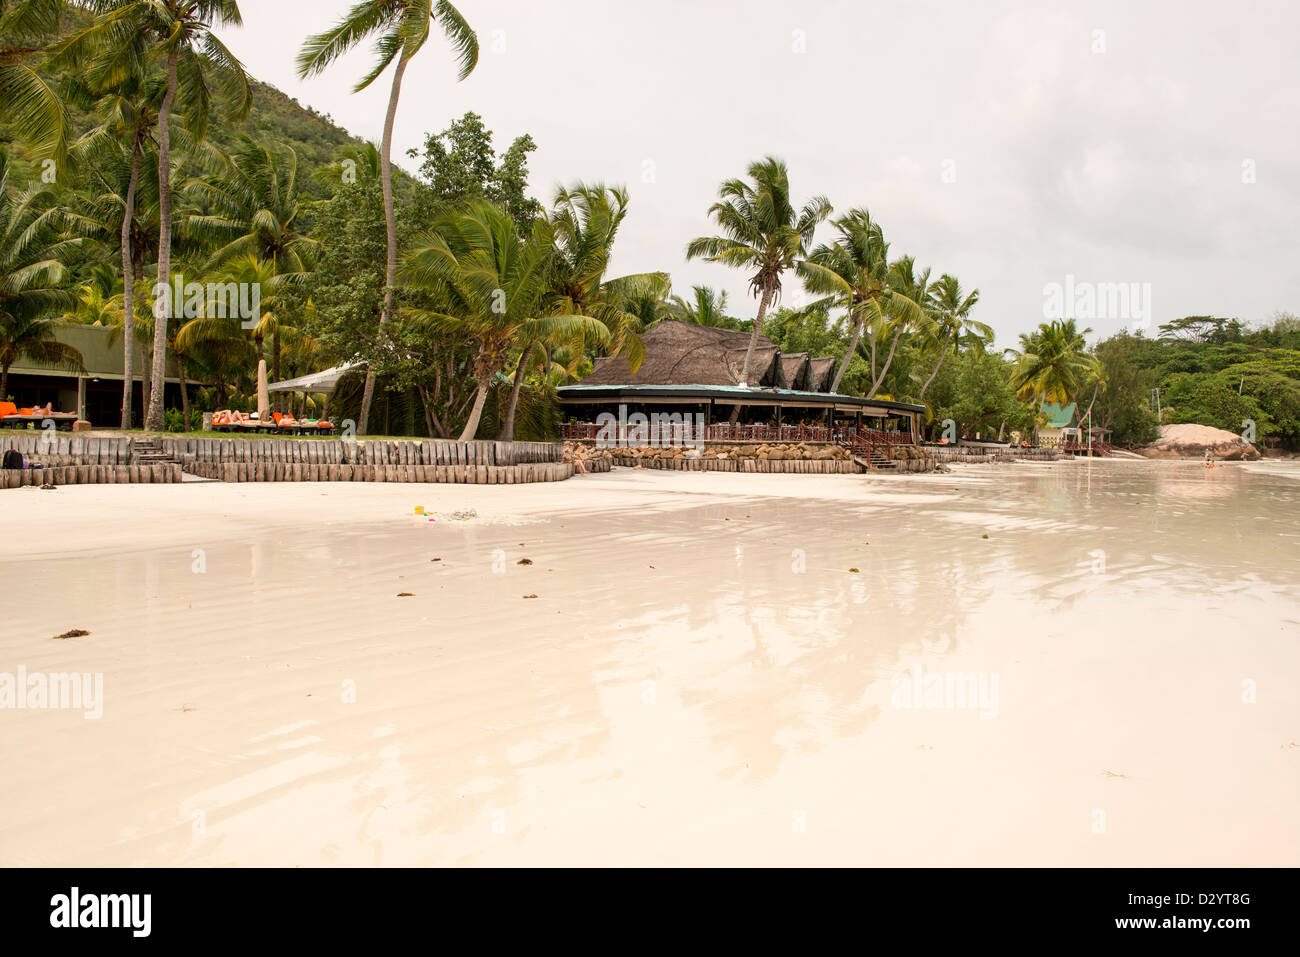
[557, 320, 924, 444]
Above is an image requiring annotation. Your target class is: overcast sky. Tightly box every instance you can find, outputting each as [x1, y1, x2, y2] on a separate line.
[224, 0, 1300, 347]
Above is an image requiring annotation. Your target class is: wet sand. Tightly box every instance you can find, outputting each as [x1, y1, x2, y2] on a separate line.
[2, 459, 1298, 866]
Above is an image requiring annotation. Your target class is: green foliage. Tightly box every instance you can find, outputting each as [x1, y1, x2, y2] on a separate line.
[409, 110, 542, 235]
[926, 348, 1034, 440]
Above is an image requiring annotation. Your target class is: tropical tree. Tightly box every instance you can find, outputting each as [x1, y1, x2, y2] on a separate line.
[183, 136, 316, 381]
[546, 183, 668, 367]
[918, 274, 986, 400]
[0, 148, 81, 398]
[62, 61, 165, 426]
[0, 0, 69, 168]
[799, 209, 927, 396]
[400, 200, 609, 441]
[669, 285, 736, 328]
[0, 312, 85, 399]
[686, 156, 830, 389]
[1009, 319, 1101, 432]
[297, 0, 479, 435]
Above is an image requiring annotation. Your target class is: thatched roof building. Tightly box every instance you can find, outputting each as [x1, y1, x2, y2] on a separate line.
[779, 353, 812, 391]
[558, 319, 925, 433]
[579, 320, 789, 389]
[808, 357, 837, 393]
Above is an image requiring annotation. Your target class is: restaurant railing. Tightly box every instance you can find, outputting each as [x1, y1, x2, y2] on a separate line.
[559, 422, 879, 445]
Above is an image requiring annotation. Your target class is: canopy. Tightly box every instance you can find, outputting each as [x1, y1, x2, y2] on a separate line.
[267, 362, 364, 394]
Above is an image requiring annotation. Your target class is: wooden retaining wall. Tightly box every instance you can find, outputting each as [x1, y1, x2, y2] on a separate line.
[157, 437, 560, 468]
[0, 463, 181, 488]
[186, 461, 574, 484]
[1, 434, 133, 464]
[604, 456, 862, 474]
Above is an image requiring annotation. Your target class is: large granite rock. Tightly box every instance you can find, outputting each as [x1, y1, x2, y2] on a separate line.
[1140, 423, 1260, 460]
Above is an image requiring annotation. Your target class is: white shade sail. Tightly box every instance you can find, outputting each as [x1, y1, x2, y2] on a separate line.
[267, 362, 364, 394]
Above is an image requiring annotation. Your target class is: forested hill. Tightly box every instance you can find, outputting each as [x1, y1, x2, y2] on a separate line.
[0, 41, 415, 203]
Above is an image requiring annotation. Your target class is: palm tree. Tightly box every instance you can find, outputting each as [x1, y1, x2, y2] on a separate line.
[401, 201, 609, 441]
[799, 209, 928, 396]
[69, 0, 253, 430]
[545, 181, 669, 358]
[0, 313, 85, 399]
[298, 0, 478, 435]
[1009, 319, 1100, 435]
[183, 136, 316, 382]
[669, 285, 736, 328]
[918, 274, 987, 400]
[0, 148, 81, 398]
[0, 0, 69, 169]
[63, 64, 165, 426]
[686, 156, 830, 390]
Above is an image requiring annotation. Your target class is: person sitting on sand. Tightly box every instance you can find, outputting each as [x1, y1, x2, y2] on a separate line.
[1204, 449, 1216, 468]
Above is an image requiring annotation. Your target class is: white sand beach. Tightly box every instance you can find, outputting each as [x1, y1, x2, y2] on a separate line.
[2, 459, 1298, 866]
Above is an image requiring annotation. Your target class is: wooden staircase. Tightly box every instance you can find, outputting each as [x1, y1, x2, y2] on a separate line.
[131, 439, 180, 467]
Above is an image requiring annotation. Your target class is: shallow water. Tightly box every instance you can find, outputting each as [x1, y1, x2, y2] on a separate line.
[2, 459, 1297, 865]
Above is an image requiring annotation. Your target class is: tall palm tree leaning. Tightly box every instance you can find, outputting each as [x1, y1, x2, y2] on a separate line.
[401, 201, 611, 441]
[298, 0, 478, 436]
[687, 157, 830, 415]
[918, 273, 987, 401]
[799, 208, 927, 396]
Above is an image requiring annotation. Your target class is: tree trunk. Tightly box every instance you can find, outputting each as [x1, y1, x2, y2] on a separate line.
[1, 364, 9, 400]
[142, 341, 153, 417]
[119, 135, 142, 429]
[866, 324, 903, 398]
[272, 329, 281, 410]
[498, 342, 536, 441]
[918, 328, 954, 400]
[178, 354, 190, 431]
[145, 47, 180, 432]
[830, 306, 863, 394]
[458, 374, 491, 442]
[357, 55, 409, 436]
[730, 282, 773, 424]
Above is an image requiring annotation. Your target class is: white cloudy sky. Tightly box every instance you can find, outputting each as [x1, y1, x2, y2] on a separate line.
[223, 0, 1300, 347]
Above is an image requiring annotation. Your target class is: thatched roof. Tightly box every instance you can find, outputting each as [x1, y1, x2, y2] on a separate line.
[808, 357, 837, 392]
[779, 353, 811, 391]
[580, 319, 783, 388]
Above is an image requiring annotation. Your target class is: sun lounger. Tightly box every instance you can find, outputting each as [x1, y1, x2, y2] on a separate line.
[0, 402, 78, 430]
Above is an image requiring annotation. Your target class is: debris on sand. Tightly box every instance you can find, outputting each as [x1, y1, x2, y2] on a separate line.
[52, 629, 89, 640]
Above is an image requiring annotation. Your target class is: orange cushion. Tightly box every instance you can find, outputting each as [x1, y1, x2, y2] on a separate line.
[18, 408, 33, 416]
[0, 402, 16, 419]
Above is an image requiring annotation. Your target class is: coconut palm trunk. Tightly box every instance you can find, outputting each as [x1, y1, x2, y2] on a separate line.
[145, 47, 179, 432]
[918, 328, 954, 400]
[119, 135, 142, 429]
[728, 282, 773, 423]
[459, 372, 491, 442]
[177, 354, 191, 430]
[498, 341, 535, 441]
[142, 340, 153, 415]
[830, 309, 863, 395]
[357, 56, 408, 435]
[867, 324, 903, 398]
